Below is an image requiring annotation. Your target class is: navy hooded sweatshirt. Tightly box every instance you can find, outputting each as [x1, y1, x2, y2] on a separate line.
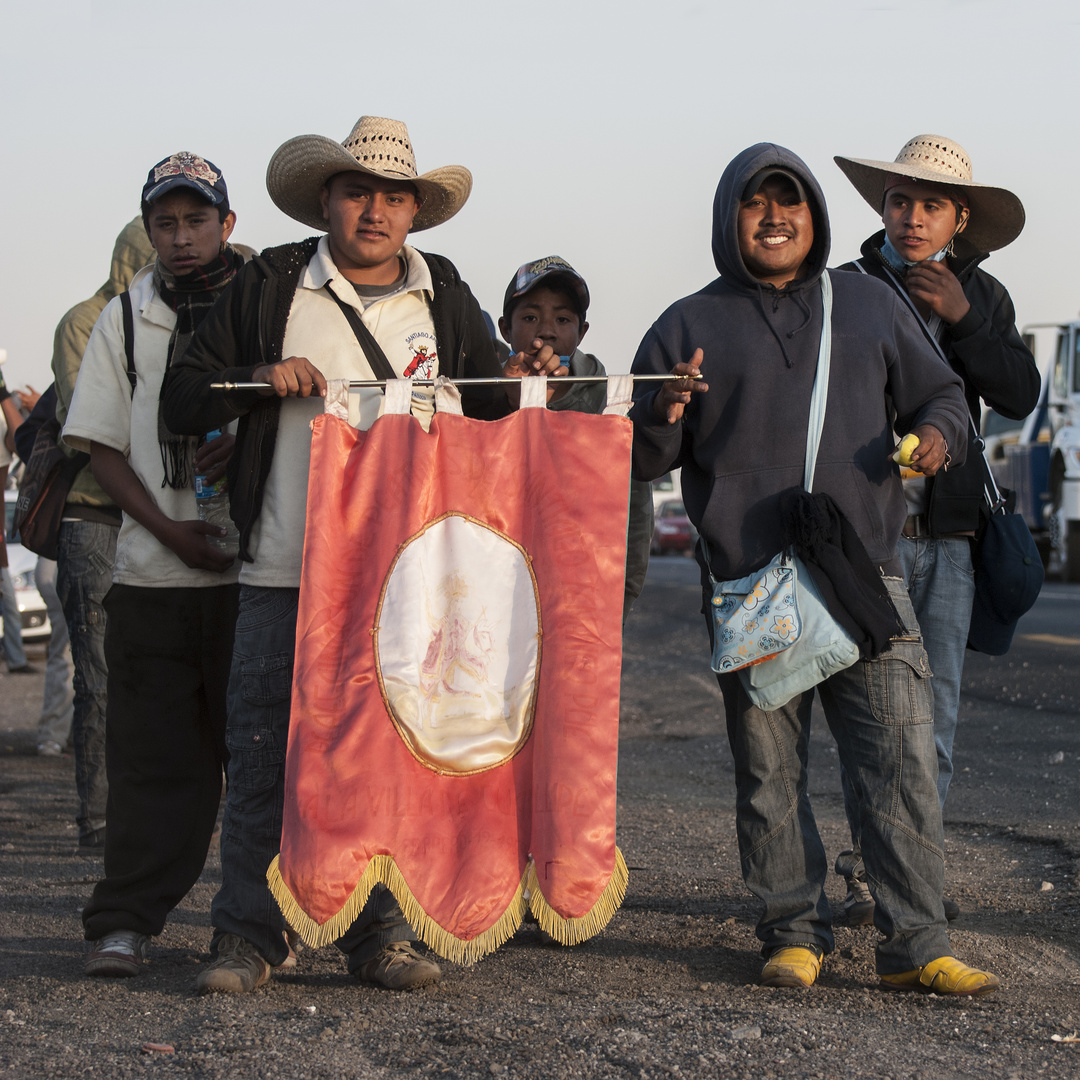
[629, 143, 969, 580]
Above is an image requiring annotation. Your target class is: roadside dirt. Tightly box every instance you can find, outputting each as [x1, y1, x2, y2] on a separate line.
[1, 571, 1078, 1079]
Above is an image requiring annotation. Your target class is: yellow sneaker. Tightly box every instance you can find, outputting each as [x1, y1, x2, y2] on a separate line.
[879, 956, 1000, 997]
[760, 946, 821, 988]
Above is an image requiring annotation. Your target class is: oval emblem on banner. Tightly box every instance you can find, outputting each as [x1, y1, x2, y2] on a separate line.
[374, 514, 541, 774]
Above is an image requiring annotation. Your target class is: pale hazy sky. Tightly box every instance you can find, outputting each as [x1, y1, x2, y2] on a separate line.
[1, 0, 1077, 391]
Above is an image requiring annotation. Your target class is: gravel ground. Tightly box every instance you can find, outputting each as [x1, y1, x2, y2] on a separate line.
[1, 568, 1078, 1079]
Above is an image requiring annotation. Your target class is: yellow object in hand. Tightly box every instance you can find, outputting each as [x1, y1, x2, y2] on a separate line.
[893, 434, 920, 467]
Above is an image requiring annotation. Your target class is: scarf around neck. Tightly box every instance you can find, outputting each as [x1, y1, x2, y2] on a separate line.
[152, 246, 243, 488]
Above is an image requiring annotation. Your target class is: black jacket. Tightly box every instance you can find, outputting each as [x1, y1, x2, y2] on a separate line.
[840, 232, 1040, 534]
[162, 239, 507, 561]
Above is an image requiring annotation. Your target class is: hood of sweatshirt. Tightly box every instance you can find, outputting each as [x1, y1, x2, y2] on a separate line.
[708, 144, 831, 368]
[711, 143, 830, 295]
[101, 216, 156, 304]
[95, 216, 155, 306]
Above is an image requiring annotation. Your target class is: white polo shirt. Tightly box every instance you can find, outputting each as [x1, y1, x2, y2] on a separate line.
[242, 238, 439, 588]
[63, 267, 241, 589]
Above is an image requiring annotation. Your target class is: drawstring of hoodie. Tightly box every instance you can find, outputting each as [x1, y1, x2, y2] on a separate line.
[753, 282, 815, 369]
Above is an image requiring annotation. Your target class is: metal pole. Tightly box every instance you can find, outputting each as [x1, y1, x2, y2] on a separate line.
[210, 373, 703, 391]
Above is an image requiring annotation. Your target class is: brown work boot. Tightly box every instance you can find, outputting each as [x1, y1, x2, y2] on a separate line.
[357, 942, 441, 990]
[197, 934, 271, 994]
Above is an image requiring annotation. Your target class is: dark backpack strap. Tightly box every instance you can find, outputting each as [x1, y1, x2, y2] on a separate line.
[119, 290, 137, 398]
[328, 290, 398, 382]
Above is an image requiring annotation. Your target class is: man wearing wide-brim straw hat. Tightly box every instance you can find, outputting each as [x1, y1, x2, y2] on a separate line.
[163, 115, 559, 995]
[832, 134, 1040, 928]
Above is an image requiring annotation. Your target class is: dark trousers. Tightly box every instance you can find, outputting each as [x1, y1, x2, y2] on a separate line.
[82, 583, 240, 939]
[210, 585, 413, 968]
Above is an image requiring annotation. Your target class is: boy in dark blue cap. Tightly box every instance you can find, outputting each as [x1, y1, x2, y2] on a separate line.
[499, 256, 653, 618]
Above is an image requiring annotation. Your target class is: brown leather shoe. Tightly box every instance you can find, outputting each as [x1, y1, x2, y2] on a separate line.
[358, 943, 441, 991]
[197, 935, 271, 994]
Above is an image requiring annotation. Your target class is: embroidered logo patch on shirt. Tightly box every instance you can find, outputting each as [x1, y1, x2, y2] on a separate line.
[404, 331, 438, 379]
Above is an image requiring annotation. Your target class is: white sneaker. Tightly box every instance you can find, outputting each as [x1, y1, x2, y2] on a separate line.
[85, 930, 150, 977]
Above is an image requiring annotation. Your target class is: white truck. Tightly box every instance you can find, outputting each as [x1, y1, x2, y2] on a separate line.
[1045, 319, 1080, 580]
[991, 320, 1080, 580]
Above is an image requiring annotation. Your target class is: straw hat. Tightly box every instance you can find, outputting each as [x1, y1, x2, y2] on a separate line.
[835, 135, 1025, 252]
[266, 116, 472, 233]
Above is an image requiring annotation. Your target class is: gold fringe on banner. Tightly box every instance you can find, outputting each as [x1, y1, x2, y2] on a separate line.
[267, 855, 529, 966]
[527, 847, 628, 945]
[267, 847, 628, 964]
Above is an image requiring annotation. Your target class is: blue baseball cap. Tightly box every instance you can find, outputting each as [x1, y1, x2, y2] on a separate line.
[502, 255, 590, 321]
[141, 151, 229, 209]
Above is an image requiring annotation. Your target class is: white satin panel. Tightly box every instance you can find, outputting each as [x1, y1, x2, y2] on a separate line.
[376, 515, 540, 774]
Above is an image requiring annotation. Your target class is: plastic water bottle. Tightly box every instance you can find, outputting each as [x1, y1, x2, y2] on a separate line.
[195, 429, 240, 556]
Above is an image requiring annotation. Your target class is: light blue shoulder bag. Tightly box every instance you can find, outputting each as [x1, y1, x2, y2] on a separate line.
[706, 273, 860, 706]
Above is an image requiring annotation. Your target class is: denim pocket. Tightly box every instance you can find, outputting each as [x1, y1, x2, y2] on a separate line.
[941, 537, 975, 577]
[238, 652, 292, 708]
[865, 637, 933, 725]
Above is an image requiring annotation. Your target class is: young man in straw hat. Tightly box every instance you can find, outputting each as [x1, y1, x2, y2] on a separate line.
[833, 135, 1040, 926]
[163, 116, 558, 994]
[630, 142, 999, 995]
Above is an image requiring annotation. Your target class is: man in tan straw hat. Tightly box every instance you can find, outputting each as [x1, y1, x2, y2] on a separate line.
[162, 115, 531, 994]
[833, 135, 1040, 926]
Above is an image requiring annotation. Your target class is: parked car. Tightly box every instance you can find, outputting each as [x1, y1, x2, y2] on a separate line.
[4, 489, 51, 642]
[650, 499, 696, 557]
[651, 469, 682, 509]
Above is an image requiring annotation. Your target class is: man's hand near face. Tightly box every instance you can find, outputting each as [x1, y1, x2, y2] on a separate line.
[653, 349, 709, 424]
[905, 261, 971, 325]
[252, 356, 327, 398]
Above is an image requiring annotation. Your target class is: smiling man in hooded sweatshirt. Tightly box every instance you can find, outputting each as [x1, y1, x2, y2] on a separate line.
[629, 143, 1000, 996]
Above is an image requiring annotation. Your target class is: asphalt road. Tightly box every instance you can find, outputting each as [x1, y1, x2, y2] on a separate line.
[1, 557, 1078, 1079]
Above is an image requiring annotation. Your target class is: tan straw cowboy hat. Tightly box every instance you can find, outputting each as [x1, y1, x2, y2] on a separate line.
[835, 134, 1025, 252]
[266, 116, 472, 233]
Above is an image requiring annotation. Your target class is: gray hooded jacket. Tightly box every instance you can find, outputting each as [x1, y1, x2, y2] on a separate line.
[629, 143, 969, 579]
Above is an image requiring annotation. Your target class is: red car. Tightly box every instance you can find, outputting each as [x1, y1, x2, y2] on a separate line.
[650, 499, 696, 557]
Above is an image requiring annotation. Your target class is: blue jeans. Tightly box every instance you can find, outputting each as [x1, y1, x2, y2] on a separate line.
[210, 585, 413, 968]
[56, 519, 117, 840]
[35, 558, 74, 749]
[1, 565, 27, 670]
[896, 536, 974, 807]
[838, 537, 975, 888]
[717, 576, 951, 975]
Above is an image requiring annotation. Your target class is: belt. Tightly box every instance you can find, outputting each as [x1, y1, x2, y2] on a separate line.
[901, 515, 976, 540]
[902, 514, 931, 538]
